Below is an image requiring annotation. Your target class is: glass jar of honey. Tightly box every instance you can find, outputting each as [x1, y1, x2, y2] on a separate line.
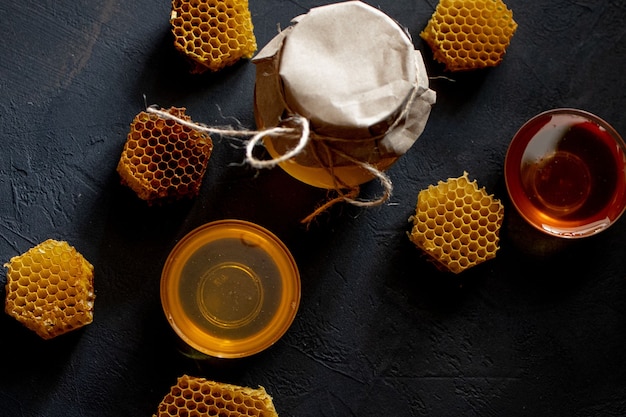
[252, 1, 436, 189]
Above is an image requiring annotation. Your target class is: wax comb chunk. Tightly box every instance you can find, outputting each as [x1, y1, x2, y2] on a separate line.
[4, 239, 95, 339]
[421, 0, 517, 71]
[171, 0, 257, 73]
[409, 172, 504, 273]
[153, 375, 279, 417]
[117, 107, 213, 203]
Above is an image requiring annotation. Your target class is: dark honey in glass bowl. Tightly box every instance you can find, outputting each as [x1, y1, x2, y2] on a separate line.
[505, 109, 626, 238]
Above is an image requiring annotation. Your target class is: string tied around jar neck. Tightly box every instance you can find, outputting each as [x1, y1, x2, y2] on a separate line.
[145, 105, 393, 223]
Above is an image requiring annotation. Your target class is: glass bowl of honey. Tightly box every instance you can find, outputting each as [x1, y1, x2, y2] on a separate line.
[161, 220, 300, 358]
[505, 109, 626, 238]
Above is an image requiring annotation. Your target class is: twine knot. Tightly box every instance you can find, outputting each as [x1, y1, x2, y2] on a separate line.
[145, 105, 393, 222]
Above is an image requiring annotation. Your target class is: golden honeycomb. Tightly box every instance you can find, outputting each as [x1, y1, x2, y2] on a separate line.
[171, 0, 257, 73]
[117, 107, 213, 203]
[420, 0, 517, 71]
[408, 172, 504, 273]
[4, 239, 95, 339]
[153, 375, 279, 417]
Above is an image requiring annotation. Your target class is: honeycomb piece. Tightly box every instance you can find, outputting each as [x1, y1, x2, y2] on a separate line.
[408, 172, 504, 273]
[153, 375, 279, 417]
[171, 0, 257, 73]
[117, 107, 213, 203]
[4, 239, 95, 339]
[420, 0, 517, 71]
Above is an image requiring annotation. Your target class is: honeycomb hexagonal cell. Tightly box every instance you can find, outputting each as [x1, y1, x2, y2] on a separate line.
[4, 239, 95, 339]
[171, 0, 257, 73]
[408, 172, 504, 273]
[117, 107, 213, 204]
[420, 0, 517, 71]
[153, 375, 279, 417]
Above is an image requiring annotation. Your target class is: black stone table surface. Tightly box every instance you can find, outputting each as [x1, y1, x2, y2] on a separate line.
[1, 1, 625, 416]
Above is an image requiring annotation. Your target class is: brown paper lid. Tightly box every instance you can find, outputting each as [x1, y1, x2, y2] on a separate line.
[278, 1, 416, 137]
[253, 1, 436, 162]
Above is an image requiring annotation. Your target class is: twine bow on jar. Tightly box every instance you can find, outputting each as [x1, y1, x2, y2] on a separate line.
[145, 105, 394, 222]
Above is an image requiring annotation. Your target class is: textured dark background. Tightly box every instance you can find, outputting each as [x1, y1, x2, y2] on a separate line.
[1, 1, 626, 416]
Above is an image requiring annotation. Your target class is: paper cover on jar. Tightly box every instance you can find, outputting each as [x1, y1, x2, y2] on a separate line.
[252, 0, 436, 185]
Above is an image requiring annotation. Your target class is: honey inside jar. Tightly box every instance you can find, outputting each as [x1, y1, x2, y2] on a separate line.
[263, 138, 399, 188]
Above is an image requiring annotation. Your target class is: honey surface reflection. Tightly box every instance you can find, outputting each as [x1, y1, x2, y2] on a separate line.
[179, 238, 280, 340]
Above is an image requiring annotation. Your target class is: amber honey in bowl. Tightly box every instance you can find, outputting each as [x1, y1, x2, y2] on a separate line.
[505, 109, 626, 238]
[161, 220, 300, 358]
